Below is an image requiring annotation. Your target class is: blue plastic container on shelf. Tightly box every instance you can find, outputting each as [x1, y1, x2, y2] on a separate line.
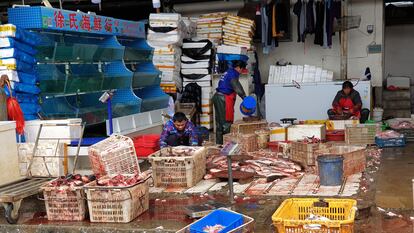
[317, 155, 344, 186]
[189, 209, 243, 233]
[375, 136, 406, 148]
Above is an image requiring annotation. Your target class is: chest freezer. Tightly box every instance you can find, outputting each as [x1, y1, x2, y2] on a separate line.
[265, 81, 371, 123]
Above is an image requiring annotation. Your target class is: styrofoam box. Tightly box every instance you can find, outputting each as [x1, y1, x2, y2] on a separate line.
[201, 122, 214, 129]
[24, 119, 82, 143]
[184, 81, 211, 87]
[217, 45, 247, 55]
[182, 42, 209, 49]
[183, 74, 211, 82]
[200, 114, 213, 122]
[202, 87, 213, 98]
[387, 76, 410, 89]
[287, 125, 326, 141]
[0, 122, 21, 185]
[326, 120, 359, 130]
[17, 142, 64, 177]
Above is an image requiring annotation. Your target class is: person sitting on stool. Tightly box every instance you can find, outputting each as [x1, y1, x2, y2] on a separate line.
[160, 112, 199, 148]
[328, 81, 370, 123]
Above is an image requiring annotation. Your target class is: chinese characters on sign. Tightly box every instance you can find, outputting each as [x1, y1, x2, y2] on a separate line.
[48, 8, 143, 37]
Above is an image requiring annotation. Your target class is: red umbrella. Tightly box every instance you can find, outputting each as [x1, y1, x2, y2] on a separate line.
[5, 79, 25, 135]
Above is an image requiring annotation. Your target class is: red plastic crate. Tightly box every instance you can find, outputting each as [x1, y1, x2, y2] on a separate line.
[133, 134, 160, 158]
[326, 130, 345, 141]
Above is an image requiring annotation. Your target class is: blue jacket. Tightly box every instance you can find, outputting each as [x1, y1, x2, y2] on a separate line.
[216, 68, 240, 94]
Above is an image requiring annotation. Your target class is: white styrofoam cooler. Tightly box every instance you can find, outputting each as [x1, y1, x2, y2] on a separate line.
[0, 121, 22, 186]
[287, 124, 326, 141]
[326, 120, 359, 130]
[24, 118, 82, 143]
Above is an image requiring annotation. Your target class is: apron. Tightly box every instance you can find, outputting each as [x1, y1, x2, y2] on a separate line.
[338, 97, 360, 118]
[224, 92, 237, 122]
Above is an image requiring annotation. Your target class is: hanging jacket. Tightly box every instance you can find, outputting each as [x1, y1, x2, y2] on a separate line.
[314, 1, 325, 46]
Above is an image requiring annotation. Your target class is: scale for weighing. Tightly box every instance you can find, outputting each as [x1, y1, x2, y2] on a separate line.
[184, 142, 241, 219]
[185, 201, 230, 219]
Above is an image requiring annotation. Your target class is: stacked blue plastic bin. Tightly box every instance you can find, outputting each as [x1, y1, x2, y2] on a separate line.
[0, 24, 40, 121]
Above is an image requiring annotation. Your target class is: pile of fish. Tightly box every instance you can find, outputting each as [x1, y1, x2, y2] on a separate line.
[46, 174, 96, 191]
[376, 130, 402, 139]
[301, 137, 322, 144]
[97, 172, 148, 187]
[205, 150, 303, 180]
[390, 120, 414, 129]
[203, 224, 225, 233]
[157, 146, 200, 157]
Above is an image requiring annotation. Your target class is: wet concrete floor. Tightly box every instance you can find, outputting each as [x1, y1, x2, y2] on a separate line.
[375, 144, 414, 209]
[1, 145, 414, 232]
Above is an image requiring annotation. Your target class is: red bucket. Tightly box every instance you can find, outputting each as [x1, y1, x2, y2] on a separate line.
[133, 134, 160, 158]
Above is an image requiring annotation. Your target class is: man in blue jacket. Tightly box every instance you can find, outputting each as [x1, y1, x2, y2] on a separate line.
[212, 60, 247, 144]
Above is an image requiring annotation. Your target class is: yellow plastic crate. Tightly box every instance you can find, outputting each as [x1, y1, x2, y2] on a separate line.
[272, 198, 357, 233]
[304, 120, 328, 125]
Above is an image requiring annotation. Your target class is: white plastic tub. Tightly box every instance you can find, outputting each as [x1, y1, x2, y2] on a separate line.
[287, 124, 326, 141]
[24, 119, 82, 143]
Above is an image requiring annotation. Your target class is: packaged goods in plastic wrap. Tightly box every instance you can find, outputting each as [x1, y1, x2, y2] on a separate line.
[10, 81, 40, 94]
[0, 69, 37, 84]
[181, 68, 209, 75]
[0, 38, 37, 55]
[183, 74, 211, 82]
[182, 18, 196, 39]
[0, 24, 41, 46]
[217, 45, 247, 55]
[149, 13, 181, 28]
[0, 48, 36, 64]
[0, 58, 34, 73]
[181, 61, 210, 69]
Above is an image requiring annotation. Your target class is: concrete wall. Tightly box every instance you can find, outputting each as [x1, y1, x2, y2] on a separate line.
[384, 24, 414, 80]
[257, 0, 384, 87]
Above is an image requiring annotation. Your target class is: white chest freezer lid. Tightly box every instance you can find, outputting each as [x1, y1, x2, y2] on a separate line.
[0, 121, 16, 132]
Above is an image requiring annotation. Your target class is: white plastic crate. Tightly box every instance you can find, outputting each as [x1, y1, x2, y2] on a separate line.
[24, 119, 82, 143]
[88, 135, 140, 177]
[287, 125, 326, 141]
[17, 142, 65, 177]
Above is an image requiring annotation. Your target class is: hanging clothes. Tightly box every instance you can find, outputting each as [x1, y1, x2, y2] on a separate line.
[275, 1, 289, 37]
[314, 0, 324, 46]
[326, 0, 341, 47]
[323, 0, 328, 48]
[293, 0, 303, 42]
[253, 51, 264, 100]
[305, 0, 315, 34]
[255, 5, 262, 40]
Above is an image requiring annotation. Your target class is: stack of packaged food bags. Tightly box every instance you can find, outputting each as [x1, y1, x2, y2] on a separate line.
[0, 24, 41, 121]
[196, 12, 229, 45]
[147, 13, 186, 93]
[223, 15, 255, 49]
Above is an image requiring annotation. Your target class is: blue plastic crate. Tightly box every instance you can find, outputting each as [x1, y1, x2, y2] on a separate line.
[189, 209, 243, 233]
[375, 136, 406, 148]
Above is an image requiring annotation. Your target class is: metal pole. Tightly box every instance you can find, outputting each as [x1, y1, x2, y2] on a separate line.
[340, 0, 348, 80]
[108, 97, 113, 135]
[227, 155, 235, 204]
